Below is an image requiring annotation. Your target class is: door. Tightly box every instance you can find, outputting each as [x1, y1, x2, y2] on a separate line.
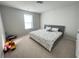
[76, 32, 79, 58]
[0, 11, 5, 58]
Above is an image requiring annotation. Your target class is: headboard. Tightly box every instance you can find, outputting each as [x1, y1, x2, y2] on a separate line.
[44, 24, 65, 36]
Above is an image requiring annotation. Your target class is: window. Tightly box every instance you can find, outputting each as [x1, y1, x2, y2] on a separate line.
[24, 14, 33, 29]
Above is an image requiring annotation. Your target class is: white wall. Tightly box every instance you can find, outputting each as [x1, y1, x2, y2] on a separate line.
[0, 8, 5, 57]
[1, 6, 40, 37]
[41, 5, 78, 39]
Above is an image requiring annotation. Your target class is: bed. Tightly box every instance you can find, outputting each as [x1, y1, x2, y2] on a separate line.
[30, 25, 65, 52]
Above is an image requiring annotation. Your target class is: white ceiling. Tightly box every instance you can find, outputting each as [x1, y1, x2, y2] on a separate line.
[0, 1, 78, 13]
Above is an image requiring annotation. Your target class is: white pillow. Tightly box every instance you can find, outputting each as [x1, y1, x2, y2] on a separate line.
[51, 28, 59, 32]
[45, 27, 51, 31]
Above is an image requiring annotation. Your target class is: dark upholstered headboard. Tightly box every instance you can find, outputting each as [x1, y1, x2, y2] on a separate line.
[44, 25, 65, 36]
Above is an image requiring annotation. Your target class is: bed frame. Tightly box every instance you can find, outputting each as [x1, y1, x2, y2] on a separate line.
[30, 25, 65, 52]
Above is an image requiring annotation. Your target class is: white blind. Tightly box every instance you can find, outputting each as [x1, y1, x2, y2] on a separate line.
[24, 14, 33, 29]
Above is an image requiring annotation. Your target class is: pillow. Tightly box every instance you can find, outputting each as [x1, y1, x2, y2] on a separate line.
[45, 27, 51, 31]
[51, 28, 59, 32]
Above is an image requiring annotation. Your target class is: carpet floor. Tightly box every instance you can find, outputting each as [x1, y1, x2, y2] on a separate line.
[4, 35, 75, 58]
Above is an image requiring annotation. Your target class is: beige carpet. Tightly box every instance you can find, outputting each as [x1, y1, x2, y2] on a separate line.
[4, 35, 75, 58]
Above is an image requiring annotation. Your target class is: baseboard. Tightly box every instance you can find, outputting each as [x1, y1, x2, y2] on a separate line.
[63, 35, 76, 41]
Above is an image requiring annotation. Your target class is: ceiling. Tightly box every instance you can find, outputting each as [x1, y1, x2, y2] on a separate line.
[0, 1, 78, 13]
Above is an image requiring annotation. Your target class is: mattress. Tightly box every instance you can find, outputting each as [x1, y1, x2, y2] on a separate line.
[30, 29, 62, 51]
